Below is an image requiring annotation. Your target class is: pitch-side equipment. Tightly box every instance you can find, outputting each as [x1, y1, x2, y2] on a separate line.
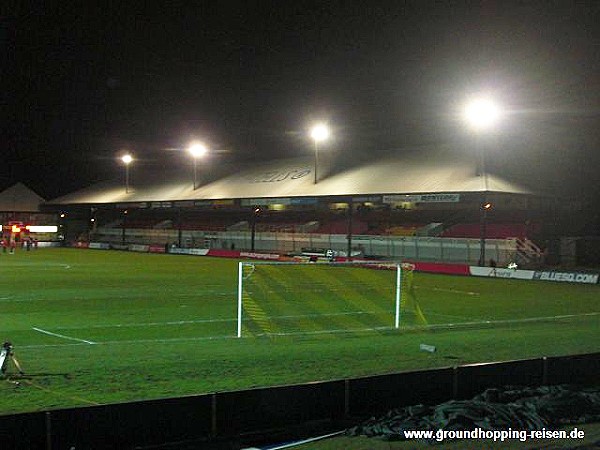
[0, 342, 24, 376]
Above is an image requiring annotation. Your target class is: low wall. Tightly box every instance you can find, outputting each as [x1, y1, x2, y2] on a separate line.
[2, 352, 598, 449]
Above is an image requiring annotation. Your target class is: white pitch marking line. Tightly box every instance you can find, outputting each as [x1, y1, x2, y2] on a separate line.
[48, 311, 385, 331]
[242, 431, 346, 450]
[407, 311, 600, 332]
[254, 326, 391, 337]
[20, 311, 599, 349]
[426, 312, 474, 321]
[32, 327, 97, 345]
[416, 286, 479, 296]
[21, 334, 237, 349]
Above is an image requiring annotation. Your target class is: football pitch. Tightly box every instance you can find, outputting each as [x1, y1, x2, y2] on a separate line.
[1, 248, 598, 415]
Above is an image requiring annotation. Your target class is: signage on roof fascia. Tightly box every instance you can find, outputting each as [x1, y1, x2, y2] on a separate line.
[383, 194, 461, 203]
[290, 197, 318, 205]
[150, 201, 173, 208]
[353, 195, 382, 203]
[173, 200, 195, 208]
[241, 198, 292, 206]
[192, 199, 235, 207]
[115, 202, 147, 209]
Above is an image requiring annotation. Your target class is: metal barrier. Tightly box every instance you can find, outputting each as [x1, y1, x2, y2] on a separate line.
[91, 227, 520, 265]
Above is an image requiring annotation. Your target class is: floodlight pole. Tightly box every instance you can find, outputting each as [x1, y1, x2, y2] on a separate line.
[463, 96, 499, 267]
[314, 140, 319, 184]
[193, 158, 198, 190]
[177, 207, 183, 248]
[346, 200, 353, 261]
[250, 206, 259, 251]
[478, 146, 488, 267]
[122, 209, 128, 245]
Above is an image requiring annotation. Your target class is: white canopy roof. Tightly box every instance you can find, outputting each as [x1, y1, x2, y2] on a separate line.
[48, 149, 533, 206]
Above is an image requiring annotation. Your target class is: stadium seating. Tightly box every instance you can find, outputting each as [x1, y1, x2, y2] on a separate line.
[441, 223, 534, 239]
[385, 225, 420, 236]
[316, 219, 369, 235]
[94, 205, 539, 244]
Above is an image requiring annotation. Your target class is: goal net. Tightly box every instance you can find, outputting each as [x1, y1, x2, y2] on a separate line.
[236, 261, 425, 338]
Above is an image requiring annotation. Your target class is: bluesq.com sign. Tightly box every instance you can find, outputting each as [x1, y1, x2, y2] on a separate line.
[533, 271, 599, 284]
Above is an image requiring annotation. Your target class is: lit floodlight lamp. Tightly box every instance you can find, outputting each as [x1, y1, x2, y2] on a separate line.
[187, 142, 208, 190]
[464, 98, 500, 131]
[310, 123, 330, 184]
[121, 153, 133, 193]
[310, 123, 330, 142]
[187, 142, 208, 159]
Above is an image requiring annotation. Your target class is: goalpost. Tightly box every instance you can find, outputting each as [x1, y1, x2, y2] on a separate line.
[236, 260, 416, 338]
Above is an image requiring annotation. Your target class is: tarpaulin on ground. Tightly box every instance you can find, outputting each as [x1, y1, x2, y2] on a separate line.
[347, 385, 600, 442]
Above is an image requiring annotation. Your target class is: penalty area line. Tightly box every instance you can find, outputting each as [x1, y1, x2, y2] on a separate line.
[32, 327, 97, 345]
[47, 311, 384, 331]
[21, 333, 236, 349]
[403, 311, 600, 332]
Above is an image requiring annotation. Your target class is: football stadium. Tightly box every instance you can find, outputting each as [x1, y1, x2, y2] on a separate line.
[1, 147, 599, 449]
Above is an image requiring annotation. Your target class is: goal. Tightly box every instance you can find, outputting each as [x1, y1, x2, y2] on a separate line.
[236, 260, 417, 338]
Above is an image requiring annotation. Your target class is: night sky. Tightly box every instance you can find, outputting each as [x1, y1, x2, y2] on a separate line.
[3, 1, 599, 200]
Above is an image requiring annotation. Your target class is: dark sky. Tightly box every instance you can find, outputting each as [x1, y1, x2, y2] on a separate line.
[3, 1, 599, 199]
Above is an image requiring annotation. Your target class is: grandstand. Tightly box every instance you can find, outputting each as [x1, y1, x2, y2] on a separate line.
[45, 147, 567, 266]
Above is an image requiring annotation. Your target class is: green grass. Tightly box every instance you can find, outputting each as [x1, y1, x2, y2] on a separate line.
[0, 248, 598, 416]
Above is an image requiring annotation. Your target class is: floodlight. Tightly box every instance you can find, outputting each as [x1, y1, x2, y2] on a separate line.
[188, 142, 208, 159]
[462, 96, 501, 266]
[310, 124, 330, 142]
[187, 142, 208, 189]
[464, 98, 500, 130]
[121, 154, 133, 193]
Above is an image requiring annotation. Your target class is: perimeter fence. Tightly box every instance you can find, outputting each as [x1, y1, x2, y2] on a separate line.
[1, 352, 598, 449]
